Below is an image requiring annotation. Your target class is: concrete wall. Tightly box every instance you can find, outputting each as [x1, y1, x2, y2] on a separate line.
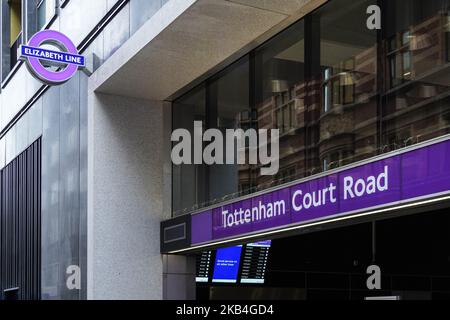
[163, 255, 196, 300]
[87, 93, 165, 300]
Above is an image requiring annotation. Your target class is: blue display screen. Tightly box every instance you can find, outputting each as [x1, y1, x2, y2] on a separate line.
[212, 245, 243, 283]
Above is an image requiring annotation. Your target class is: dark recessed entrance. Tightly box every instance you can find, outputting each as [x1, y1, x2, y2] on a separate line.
[196, 209, 450, 300]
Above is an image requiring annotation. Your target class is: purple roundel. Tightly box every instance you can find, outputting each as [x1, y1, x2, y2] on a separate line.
[21, 30, 84, 85]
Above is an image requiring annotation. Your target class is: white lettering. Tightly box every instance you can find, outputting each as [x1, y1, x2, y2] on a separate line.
[354, 179, 366, 197]
[329, 183, 337, 203]
[291, 183, 338, 213]
[377, 166, 389, 191]
[221, 167, 390, 229]
[292, 190, 303, 212]
[222, 210, 228, 227]
[221, 199, 286, 228]
[366, 176, 376, 194]
[344, 177, 355, 200]
[344, 166, 390, 200]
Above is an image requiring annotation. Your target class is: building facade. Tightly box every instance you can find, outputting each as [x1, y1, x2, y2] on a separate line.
[1, 0, 450, 300]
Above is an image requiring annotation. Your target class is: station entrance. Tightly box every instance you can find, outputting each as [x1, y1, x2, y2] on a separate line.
[195, 208, 450, 300]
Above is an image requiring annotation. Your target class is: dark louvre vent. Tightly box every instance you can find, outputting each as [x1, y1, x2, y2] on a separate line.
[0, 139, 41, 300]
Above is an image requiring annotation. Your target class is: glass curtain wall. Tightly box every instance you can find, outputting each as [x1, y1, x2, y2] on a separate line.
[310, 0, 379, 173]
[173, 85, 207, 215]
[382, 0, 450, 149]
[208, 57, 251, 203]
[173, 0, 450, 216]
[172, 58, 250, 215]
[254, 20, 306, 189]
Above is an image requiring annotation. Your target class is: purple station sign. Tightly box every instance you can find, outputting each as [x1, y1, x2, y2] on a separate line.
[191, 138, 450, 246]
[20, 30, 85, 86]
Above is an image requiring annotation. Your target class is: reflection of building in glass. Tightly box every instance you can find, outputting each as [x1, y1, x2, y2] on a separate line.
[247, 12, 450, 193]
[383, 13, 450, 149]
[319, 46, 378, 170]
[172, 2, 450, 215]
[251, 45, 379, 190]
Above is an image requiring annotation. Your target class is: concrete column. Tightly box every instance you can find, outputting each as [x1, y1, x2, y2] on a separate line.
[87, 92, 196, 300]
[87, 92, 165, 300]
[163, 255, 196, 300]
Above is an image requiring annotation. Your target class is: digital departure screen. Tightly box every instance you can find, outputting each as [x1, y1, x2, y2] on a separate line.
[196, 251, 212, 283]
[240, 240, 271, 284]
[212, 245, 243, 283]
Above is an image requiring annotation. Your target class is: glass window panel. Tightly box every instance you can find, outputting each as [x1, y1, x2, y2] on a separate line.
[172, 85, 206, 215]
[130, 0, 164, 35]
[382, 0, 450, 149]
[209, 56, 250, 201]
[60, 0, 107, 46]
[255, 19, 306, 189]
[103, 3, 130, 60]
[311, 0, 378, 170]
[37, 0, 47, 30]
[28, 98, 42, 145]
[16, 112, 29, 155]
[171, 0, 450, 215]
